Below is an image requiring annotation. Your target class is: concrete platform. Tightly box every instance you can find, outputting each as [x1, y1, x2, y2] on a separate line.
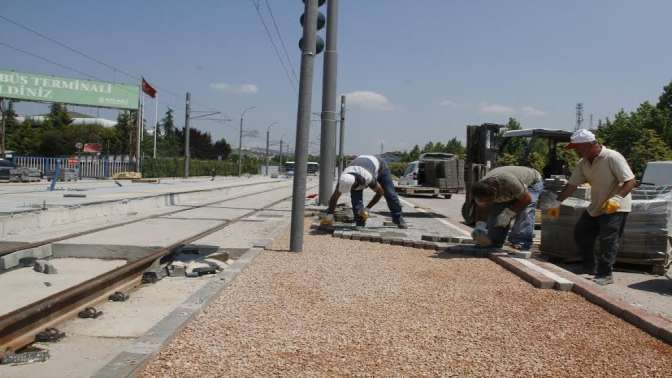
[0, 258, 126, 316]
[0, 180, 318, 378]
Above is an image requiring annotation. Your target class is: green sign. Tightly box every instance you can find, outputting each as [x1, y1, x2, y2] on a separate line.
[0, 69, 139, 110]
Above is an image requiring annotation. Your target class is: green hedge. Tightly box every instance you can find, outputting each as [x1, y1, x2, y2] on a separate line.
[142, 158, 259, 178]
[388, 162, 408, 178]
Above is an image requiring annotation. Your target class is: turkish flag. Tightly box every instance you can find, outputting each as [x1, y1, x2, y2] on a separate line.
[142, 78, 156, 98]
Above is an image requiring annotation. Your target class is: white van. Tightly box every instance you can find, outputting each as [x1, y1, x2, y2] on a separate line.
[398, 161, 419, 186]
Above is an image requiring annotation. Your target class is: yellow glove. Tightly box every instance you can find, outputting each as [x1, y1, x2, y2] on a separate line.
[359, 207, 371, 221]
[602, 195, 624, 214]
[546, 207, 560, 218]
[320, 213, 334, 225]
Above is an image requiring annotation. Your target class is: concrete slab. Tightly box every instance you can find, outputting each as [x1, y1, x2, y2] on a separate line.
[0, 258, 126, 316]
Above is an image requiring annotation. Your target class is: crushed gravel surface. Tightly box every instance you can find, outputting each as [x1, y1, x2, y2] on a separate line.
[140, 224, 672, 377]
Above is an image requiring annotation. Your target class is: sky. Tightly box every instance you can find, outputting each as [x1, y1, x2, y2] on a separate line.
[2, 0, 672, 155]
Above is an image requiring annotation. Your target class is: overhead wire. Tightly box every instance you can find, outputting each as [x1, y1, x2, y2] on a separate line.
[0, 14, 222, 113]
[263, 0, 299, 84]
[250, 0, 298, 93]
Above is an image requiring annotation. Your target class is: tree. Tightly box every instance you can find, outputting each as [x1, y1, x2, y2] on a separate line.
[39, 129, 69, 156]
[422, 141, 434, 153]
[657, 79, 672, 116]
[213, 138, 232, 159]
[114, 111, 135, 156]
[2, 100, 19, 150]
[499, 117, 526, 164]
[44, 103, 72, 129]
[11, 120, 39, 154]
[408, 145, 421, 160]
[159, 108, 181, 157]
[445, 137, 465, 157]
[630, 129, 672, 179]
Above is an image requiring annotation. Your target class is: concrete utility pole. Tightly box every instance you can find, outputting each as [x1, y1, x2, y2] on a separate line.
[337, 95, 346, 178]
[265, 121, 278, 175]
[238, 106, 255, 176]
[290, 0, 319, 252]
[279, 136, 284, 167]
[318, 0, 339, 205]
[0, 98, 6, 155]
[184, 92, 191, 178]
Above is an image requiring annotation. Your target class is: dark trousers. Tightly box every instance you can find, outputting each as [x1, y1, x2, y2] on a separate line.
[351, 167, 403, 225]
[574, 211, 628, 276]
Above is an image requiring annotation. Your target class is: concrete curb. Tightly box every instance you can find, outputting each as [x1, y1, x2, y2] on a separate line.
[92, 247, 264, 378]
[489, 255, 556, 289]
[534, 260, 672, 345]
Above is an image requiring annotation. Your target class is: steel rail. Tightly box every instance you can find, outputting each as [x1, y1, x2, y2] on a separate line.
[0, 179, 287, 258]
[0, 183, 315, 357]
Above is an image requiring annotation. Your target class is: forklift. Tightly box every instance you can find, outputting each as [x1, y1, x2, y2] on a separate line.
[461, 123, 573, 225]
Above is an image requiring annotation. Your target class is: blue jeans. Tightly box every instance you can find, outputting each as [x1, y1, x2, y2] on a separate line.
[486, 181, 543, 250]
[351, 167, 403, 225]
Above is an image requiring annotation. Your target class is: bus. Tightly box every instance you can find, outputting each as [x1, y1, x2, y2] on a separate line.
[283, 161, 319, 176]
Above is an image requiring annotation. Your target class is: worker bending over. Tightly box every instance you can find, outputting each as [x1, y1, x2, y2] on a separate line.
[471, 166, 543, 250]
[323, 155, 407, 228]
[555, 129, 635, 285]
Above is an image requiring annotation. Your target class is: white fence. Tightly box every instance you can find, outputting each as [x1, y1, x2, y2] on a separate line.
[15, 156, 135, 178]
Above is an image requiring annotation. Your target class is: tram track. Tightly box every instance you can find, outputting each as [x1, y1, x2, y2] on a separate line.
[0, 181, 315, 357]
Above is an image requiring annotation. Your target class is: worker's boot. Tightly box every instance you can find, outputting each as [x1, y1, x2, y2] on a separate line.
[593, 275, 614, 286]
[394, 217, 408, 229]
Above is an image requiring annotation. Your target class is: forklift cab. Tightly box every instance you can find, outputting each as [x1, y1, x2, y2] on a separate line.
[462, 125, 573, 225]
[499, 129, 573, 177]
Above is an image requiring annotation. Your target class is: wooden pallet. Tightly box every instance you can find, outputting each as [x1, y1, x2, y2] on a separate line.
[395, 185, 453, 198]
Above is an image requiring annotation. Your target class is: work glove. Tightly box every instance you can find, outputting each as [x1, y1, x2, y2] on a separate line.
[539, 191, 562, 218]
[495, 208, 517, 228]
[471, 221, 491, 247]
[602, 195, 624, 214]
[358, 207, 371, 221]
[320, 213, 334, 225]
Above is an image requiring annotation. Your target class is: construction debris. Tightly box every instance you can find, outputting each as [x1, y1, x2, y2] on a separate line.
[1, 350, 50, 365]
[33, 260, 58, 274]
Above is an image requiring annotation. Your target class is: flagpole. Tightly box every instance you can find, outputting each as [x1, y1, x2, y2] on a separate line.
[153, 93, 158, 158]
[135, 80, 142, 172]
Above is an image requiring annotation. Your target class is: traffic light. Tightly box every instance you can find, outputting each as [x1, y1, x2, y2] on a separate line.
[299, 0, 326, 54]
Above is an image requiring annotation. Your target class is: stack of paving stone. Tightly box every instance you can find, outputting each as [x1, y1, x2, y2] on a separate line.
[619, 195, 672, 272]
[418, 157, 464, 190]
[541, 193, 672, 271]
[540, 197, 589, 261]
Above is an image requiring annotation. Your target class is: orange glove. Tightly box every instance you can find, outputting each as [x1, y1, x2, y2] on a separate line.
[602, 195, 624, 214]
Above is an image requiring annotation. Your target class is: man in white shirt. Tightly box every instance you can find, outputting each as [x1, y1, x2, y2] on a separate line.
[324, 155, 407, 228]
[556, 129, 636, 285]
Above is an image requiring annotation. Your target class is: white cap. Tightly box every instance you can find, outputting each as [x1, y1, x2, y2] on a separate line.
[338, 173, 355, 192]
[566, 129, 596, 148]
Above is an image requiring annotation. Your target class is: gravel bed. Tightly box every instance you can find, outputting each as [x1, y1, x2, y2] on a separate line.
[140, 223, 672, 377]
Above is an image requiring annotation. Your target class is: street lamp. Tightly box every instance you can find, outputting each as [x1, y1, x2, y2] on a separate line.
[265, 121, 278, 176]
[238, 106, 256, 176]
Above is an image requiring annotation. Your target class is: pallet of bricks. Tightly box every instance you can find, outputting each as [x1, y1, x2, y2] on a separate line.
[419, 156, 464, 193]
[540, 179, 672, 274]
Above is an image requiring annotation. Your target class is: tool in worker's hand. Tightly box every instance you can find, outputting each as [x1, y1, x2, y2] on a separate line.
[358, 207, 371, 222]
[471, 221, 492, 247]
[602, 195, 623, 214]
[320, 213, 334, 225]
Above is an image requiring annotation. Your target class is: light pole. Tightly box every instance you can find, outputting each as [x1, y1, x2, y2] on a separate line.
[265, 121, 278, 176]
[238, 106, 256, 176]
[279, 134, 285, 168]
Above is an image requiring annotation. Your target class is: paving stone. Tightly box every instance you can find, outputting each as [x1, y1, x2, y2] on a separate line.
[33, 259, 58, 274]
[508, 250, 532, 259]
[369, 235, 382, 243]
[350, 233, 362, 241]
[402, 239, 416, 247]
[421, 234, 441, 242]
[341, 232, 353, 240]
[390, 238, 405, 246]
